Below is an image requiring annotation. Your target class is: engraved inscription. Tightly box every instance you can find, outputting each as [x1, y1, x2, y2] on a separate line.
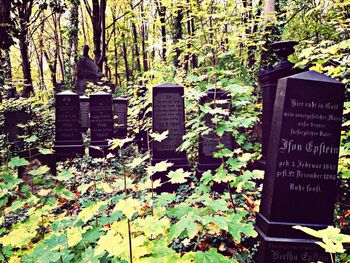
[154, 93, 184, 151]
[275, 97, 342, 194]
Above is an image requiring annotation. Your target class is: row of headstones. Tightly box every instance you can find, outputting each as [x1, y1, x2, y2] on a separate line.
[255, 41, 345, 262]
[55, 91, 127, 159]
[54, 85, 233, 170]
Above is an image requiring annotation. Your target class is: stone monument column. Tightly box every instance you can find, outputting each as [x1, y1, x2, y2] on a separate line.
[258, 41, 305, 168]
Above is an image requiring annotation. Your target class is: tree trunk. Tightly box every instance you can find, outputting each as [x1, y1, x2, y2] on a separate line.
[141, 2, 148, 72]
[264, 0, 276, 22]
[132, 21, 141, 72]
[157, 2, 167, 61]
[19, 21, 33, 98]
[191, 17, 197, 69]
[122, 33, 130, 82]
[173, 5, 183, 68]
[113, 13, 119, 87]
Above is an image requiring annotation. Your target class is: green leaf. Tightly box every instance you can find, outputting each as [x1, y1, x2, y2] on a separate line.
[28, 165, 50, 176]
[126, 155, 148, 169]
[147, 161, 173, 176]
[38, 148, 54, 155]
[157, 193, 176, 206]
[166, 169, 192, 184]
[168, 215, 198, 240]
[24, 135, 38, 143]
[193, 248, 234, 263]
[56, 169, 75, 181]
[77, 182, 94, 195]
[8, 156, 30, 168]
[227, 213, 257, 242]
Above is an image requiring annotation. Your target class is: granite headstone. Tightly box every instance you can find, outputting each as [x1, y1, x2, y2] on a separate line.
[255, 71, 345, 262]
[112, 98, 128, 138]
[54, 90, 84, 160]
[89, 91, 114, 157]
[152, 83, 189, 191]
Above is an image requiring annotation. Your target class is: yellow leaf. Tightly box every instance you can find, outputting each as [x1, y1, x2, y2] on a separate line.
[67, 227, 83, 247]
[114, 197, 142, 220]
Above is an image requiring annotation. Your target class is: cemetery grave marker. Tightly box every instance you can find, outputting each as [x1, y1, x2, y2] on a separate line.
[152, 83, 189, 191]
[113, 98, 128, 138]
[89, 91, 114, 157]
[80, 95, 90, 132]
[258, 40, 305, 168]
[54, 90, 84, 160]
[197, 89, 233, 173]
[255, 71, 345, 263]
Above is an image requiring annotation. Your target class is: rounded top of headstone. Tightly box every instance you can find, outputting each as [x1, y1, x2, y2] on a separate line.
[91, 91, 112, 96]
[154, 82, 182, 88]
[57, 90, 78, 96]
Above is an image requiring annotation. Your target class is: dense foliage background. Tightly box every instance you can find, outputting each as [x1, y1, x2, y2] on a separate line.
[0, 0, 349, 262]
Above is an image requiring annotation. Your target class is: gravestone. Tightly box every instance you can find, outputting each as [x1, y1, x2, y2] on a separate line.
[197, 89, 233, 174]
[135, 85, 149, 153]
[54, 90, 84, 160]
[255, 71, 345, 263]
[112, 98, 128, 138]
[152, 83, 189, 191]
[258, 40, 305, 168]
[80, 95, 90, 132]
[4, 110, 31, 142]
[89, 91, 114, 157]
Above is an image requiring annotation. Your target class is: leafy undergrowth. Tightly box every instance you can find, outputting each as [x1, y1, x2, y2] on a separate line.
[0, 144, 262, 262]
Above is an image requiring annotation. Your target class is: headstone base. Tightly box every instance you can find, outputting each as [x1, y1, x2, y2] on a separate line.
[55, 144, 85, 161]
[254, 229, 331, 263]
[256, 213, 330, 239]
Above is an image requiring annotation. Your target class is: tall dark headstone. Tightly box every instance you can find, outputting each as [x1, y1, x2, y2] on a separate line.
[4, 110, 31, 142]
[258, 41, 305, 168]
[152, 83, 189, 191]
[80, 95, 90, 132]
[112, 98, 128, 138]
[255, 71, 345, 263]
[197, 89, 233, 173]
[89, 91, 114, 157]
[54, 91, 84, 160]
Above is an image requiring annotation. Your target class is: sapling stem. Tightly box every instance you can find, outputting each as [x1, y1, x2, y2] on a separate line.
[147, 131, 154, 216]
[122, 148, 133, 263]
[0, 246, 8, 262]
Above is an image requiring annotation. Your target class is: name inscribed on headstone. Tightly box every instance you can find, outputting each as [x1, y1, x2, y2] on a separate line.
[153, 93, 184, 151]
